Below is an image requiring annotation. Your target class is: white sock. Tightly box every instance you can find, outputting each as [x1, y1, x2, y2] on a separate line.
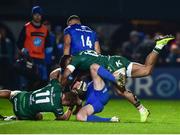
[138, 105, 147, 114]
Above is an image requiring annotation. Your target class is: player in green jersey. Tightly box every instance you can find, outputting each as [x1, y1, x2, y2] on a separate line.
[60, 35, 174, 122]
[0, 79, 81, 120]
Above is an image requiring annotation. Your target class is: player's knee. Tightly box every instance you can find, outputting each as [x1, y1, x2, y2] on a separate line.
[76, 112, 86, 121]
[90, 64, 100, 73]
[145, 69, 152, 76]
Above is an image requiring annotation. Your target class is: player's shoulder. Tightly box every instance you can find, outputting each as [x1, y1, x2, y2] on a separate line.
[25, 21, 31, 26]
[64, 25, 71, 31]
[41, 24, 48, 29]
[81, 25, 95, 32]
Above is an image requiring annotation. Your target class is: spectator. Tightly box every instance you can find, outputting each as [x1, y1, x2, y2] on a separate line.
[167, 32, 180, 65]
[0, 27, 15, 88]
[43, 20, 56, 73]
[121, 30, 142, 61]
[96, 26, 109, 55]
[134, 33, 155, 63]
[53, 25, 64, 65]
[16, 6, 50, 89]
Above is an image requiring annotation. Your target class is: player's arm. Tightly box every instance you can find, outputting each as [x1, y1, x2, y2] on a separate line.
[45, 31, 51, 48]
[63, 34, 71, 55]
[61, 56, 80, 86]
[94, 32, 101, 54]
[94, 41, 101, 54]
[49, 68, 62, 83]
[56, 107, 73, 120]
[61, 67, 73, 86]
[17, 26, 26, 51]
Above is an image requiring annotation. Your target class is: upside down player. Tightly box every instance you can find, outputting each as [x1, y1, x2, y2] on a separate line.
[0, 78, 81, 120]
[74, 67, 119, 122]
[61, 35, 174, 122]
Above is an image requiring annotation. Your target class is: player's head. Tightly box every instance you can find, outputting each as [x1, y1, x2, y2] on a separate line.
[62, 92, 81, 106]
[66, 15, 81, 26]
[60, 55, 72, 70]
[31, 6, 43, 23]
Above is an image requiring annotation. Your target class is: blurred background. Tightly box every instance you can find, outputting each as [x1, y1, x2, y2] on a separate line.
[0, 0, 180, 99]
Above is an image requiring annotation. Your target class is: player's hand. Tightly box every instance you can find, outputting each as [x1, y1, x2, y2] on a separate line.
[21, 48, 29, 57]
[113, 68, 126, 88]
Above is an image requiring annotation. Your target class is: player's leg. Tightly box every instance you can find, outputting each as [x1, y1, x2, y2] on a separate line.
[76, 83, 118, 122]
[130, 35, 174, 78]
[90, 64, 107, 90]
[91, 64, 116, 84]
[0, 90, 21, 120]
[114, 86, 149, 122]
[76, 102, 118, 122]
[90, 63, 149, 122]
[0, 89, 11, 99]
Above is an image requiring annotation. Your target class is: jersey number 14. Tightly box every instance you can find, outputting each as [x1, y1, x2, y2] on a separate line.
[81, 35, 92, 48]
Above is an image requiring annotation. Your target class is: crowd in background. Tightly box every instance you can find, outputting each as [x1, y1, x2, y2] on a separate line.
[0, 21, 180, 89]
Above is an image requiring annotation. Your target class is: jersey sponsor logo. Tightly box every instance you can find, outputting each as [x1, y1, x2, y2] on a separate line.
[83, 50, 98, 57]
[33, 37, 42, 47]
[75, 28, 92, 33]
[102, 88, 108, 93]
[31, 32, 45, 37]
[14, 98, 18, 112]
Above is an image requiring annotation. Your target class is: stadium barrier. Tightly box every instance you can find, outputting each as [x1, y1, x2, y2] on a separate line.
[112, 68, 180, 99]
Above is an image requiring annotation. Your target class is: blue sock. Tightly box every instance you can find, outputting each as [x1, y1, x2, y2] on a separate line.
[87, 115, 111, 122]
[97, 66, 116, 83]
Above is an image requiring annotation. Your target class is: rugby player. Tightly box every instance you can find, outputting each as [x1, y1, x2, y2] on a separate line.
[0, 79, 81, 120]
[60, 15, 102, 114]
[61, 35, 174, 122]
[64, 15, 101, 56]
[50, 67, 118, 122]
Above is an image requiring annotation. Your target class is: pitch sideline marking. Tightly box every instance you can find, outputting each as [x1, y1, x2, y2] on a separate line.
[0, 121, 18, 126]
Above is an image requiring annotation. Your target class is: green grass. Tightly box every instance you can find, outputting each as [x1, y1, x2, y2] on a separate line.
[0, 99, 180, 134]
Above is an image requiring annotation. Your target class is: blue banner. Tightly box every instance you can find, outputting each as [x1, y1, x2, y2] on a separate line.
[113, 68, 180, 99]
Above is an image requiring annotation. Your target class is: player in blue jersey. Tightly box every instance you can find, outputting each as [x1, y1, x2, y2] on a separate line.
[50, 67, 119, 122]
[51, 15, 101, 89]
[63, 15, 101, 56]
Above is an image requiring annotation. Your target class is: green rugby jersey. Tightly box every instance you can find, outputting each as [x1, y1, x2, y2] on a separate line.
[68, 50, 130, 74]
[10, 79, 64, 120]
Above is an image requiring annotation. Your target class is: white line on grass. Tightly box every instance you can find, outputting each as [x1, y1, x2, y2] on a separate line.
[0, 121, 17, 126]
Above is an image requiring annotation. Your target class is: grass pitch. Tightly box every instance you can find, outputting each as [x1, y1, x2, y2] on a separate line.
[0, 99, 180, 134]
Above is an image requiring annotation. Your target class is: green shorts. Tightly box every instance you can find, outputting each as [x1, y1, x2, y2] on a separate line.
[10, 91, 36, 120]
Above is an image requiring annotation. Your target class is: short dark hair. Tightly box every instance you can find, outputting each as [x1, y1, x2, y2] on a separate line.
[67, 15, 80, 25]
[64, 92, 78, 106]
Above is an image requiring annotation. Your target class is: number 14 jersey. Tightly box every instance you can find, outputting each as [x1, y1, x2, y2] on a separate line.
[64, 24, 98, 55]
